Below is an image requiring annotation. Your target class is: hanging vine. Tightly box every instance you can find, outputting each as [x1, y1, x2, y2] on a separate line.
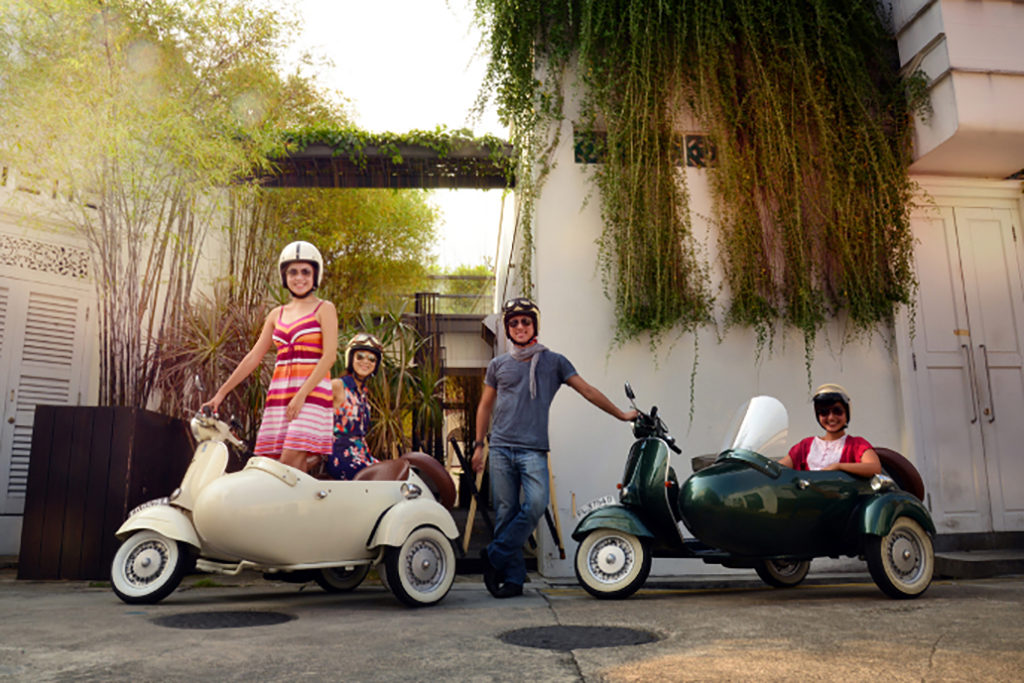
[474, 0, 925, 353]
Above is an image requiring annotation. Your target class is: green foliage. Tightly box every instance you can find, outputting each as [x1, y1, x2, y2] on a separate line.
[474, 0, 920, 353]
[281, 125, 515, 184]
[0, 0, 310, 406]
[249, 187, 440, 323]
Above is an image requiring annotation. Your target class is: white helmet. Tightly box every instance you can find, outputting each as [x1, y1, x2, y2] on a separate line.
[278, 241, 324, 290]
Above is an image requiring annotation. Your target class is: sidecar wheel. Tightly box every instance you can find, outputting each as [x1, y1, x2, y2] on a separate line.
[315, 565, 370, 593]
[574, 529, 651, 600]
[383, 525, 455, 607]
[110, 530, 191, 604]
[866, 516, 934, 599]
[755, 559, 811, 588]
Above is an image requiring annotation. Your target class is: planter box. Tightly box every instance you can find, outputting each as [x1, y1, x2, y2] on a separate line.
[17, 406, 192, 580]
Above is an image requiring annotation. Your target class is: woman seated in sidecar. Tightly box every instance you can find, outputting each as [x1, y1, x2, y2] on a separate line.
[779, 383, 881, 477]
[328, 333, 384, 480]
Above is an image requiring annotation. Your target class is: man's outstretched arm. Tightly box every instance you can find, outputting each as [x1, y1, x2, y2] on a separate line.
[566, 375, 638, 422]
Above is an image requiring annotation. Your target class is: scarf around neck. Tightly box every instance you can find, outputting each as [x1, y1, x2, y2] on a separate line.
[509, 340, 547, 399]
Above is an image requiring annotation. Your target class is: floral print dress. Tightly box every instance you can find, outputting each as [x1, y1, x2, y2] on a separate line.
[328, 374, 378, 479]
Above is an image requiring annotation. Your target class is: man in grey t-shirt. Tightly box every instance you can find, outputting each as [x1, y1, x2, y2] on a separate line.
[471, 297, 637, 598]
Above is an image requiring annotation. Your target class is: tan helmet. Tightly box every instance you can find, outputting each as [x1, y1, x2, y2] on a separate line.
[278, 241, 324, 290]
[813, 383, 851, 422]
[345, 333, 383, 375]
[502, 296, 540, 342]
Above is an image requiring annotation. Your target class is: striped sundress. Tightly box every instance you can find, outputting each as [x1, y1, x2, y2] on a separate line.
[253, 302, 333, 458]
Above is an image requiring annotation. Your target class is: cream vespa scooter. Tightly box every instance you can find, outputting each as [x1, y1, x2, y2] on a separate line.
[110, 410, 459, 607]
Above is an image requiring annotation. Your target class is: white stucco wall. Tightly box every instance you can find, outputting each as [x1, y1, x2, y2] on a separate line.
[526, 116, 908, 579]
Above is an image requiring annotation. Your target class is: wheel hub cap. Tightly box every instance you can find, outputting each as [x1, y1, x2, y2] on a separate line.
[128, 542, 167, 584]
[407, 542, 442, 587]
[889, 534, 920, 575]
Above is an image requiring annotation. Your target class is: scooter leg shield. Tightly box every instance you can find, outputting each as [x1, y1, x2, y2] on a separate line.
[115, 506, 200, 550]
[368, 498, 458, 549]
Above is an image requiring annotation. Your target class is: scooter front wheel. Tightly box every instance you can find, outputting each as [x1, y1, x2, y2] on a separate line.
[110, 530, 192, 604]
[575, 529, 651, 599]
[383, 525, 455, 607]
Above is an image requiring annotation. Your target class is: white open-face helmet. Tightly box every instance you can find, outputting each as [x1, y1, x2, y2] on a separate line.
[278, 241, 324, 290]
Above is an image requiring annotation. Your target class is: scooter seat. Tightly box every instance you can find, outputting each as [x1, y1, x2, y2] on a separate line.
[353, 458, 411, 482]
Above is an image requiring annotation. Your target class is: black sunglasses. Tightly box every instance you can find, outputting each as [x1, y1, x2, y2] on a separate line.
[507, 317, 533, 328]
[815, 405, 846, 418]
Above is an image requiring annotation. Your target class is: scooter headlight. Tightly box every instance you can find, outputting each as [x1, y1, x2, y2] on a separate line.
[401, 482, 422, 500]
[870, 473, 896, 493]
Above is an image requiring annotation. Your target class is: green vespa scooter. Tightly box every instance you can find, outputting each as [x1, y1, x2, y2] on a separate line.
[572, 384, 935, 600]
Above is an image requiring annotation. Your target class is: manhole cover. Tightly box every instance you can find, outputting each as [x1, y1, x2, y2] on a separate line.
[499, 625, 659, 651]
[151, 611, 295, 630]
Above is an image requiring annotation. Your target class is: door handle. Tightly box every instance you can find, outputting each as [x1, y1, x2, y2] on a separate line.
[961, 344, 980, 424]
[978, 344, 996, 423]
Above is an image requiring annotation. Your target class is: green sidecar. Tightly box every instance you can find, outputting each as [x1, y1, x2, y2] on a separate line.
[573, 391, 935, 600]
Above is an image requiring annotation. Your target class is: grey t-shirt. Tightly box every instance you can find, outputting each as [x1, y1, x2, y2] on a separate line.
[485, 349, 577, 451]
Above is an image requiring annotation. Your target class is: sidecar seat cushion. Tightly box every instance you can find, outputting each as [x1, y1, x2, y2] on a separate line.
[353, 458, 411, 482]
[400, 452, 457, 510]
[875, 447, 926, 502]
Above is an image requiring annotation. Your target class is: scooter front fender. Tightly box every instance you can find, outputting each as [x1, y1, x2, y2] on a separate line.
[571, 505, 655, 543]
[368, 498, 458, 549]
[859, 491, 936, 537]
[115, 505, 200, 549]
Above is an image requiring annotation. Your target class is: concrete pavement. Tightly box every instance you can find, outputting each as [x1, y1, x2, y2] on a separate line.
[1, 568, 1023, 681]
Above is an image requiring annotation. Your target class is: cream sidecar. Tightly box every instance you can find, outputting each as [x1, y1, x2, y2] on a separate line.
[111, 452, 458, 608]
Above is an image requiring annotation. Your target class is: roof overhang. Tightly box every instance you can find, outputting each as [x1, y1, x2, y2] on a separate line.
[261, 141, 515, 190]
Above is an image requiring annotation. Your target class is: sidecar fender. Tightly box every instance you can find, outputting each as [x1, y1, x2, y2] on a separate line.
[859, 491, 936, 537]
[368, 498, 458, 548]
[571, 505, 655, 543]
[115, 505, 200, 549]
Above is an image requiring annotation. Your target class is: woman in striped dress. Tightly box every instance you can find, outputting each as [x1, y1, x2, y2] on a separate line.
[202, 241, 338, 472]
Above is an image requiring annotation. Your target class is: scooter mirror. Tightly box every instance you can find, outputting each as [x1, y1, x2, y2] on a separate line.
[624, 382, 635, 400]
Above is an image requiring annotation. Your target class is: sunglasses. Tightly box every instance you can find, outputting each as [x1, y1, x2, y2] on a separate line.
[353, 351, 378, 363]
[286, 266, 314, 278]
[507, 317, 533, 328]
[815, 405, 846, 418]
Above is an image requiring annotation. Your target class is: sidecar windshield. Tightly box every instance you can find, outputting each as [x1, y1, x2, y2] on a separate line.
[720, 396, 789, 461]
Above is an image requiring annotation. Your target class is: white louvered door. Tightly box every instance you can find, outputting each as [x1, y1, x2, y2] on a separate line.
[0, 281, 93, 515]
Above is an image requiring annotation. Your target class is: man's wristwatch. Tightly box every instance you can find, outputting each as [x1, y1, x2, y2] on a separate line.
[473, 440, 486, 450]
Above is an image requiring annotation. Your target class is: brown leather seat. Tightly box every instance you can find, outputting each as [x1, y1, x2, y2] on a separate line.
[399, 452, 457, 510]
[875, 447, 926, 502]
[352, 458, 411, 482]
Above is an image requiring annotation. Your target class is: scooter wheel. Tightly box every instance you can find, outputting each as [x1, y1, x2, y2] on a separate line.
[865, 516, 934, 599]
[315, 565, 370, 593]
[110, 530, 192, 604]
[383, 525, 455, 607]
[574, 529, 651, 599]
[754, 558, 811, 588]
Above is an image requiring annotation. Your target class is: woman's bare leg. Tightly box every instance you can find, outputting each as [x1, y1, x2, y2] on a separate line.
[280, 448, 308, 472]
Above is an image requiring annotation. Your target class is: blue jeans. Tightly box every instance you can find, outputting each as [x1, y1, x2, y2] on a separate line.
[485, 446, 549, 586]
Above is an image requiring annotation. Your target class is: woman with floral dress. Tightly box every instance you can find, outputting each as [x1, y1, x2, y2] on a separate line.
[328, 333, 383, 480]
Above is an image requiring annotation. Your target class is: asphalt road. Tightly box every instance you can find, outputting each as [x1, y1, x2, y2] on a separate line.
[1, 569, 1022, 682]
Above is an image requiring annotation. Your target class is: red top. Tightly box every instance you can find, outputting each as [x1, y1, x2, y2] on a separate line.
[787, 436, 873, 471]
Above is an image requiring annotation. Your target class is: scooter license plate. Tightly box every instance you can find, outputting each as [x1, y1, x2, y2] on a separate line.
[127, 496, 170, 518]
[575, 494, 617, 520]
